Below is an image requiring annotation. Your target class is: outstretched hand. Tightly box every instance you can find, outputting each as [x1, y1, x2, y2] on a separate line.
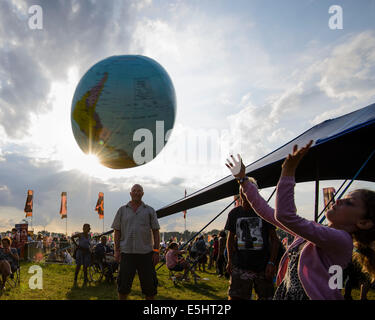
[225, 154, 246, 179]
[281, 140, 313, 177]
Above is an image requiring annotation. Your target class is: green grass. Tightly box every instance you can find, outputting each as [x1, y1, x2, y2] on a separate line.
[1, 261, 374, 300]
[0, 261, 229, 300]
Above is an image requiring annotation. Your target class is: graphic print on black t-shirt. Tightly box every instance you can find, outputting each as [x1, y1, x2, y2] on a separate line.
[225, 206, 272, 271]
[236, 217, 264, 251]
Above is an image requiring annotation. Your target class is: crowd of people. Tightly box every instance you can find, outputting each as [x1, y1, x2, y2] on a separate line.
[1, 142, 375, 300]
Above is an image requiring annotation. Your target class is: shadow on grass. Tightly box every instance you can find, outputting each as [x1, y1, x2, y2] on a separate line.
[157, 280, 226, 300]
[65, 281, 118, 300]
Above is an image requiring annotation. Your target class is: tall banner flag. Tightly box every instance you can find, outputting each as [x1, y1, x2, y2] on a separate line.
[323, 187, 336, 212]
[60, 192, 67, 219]
[95, 192, 104, 220]
[183, 189, 187, 219]
[24, 189, 33, 217]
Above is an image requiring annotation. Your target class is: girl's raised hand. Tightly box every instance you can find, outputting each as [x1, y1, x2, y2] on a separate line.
[281, 140, 313, 177]
[225, 154, 246, 179]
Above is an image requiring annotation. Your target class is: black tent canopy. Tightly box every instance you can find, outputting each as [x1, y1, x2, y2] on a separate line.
[156, 103, 375, 219]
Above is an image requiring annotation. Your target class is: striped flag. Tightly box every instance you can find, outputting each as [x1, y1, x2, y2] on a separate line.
[183, 189, 187, 219]
[95, 192, 104, 220]
[323, 187, 336, 212]
[24, 190, 33, 217]
[60, 192, 67, 219]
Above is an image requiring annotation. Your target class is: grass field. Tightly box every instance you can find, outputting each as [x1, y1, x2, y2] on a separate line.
[1, 261, 374, 300]
[0, 261, 229, 300]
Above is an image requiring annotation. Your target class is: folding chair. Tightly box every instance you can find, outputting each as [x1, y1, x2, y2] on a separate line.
[5, 260, 20, 290]
[168, 255, 202, 286]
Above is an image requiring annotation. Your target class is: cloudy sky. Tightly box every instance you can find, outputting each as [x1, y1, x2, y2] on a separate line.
[1, 0, 375, 235]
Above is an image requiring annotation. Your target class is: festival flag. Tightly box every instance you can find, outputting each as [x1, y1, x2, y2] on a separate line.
[24, 189, 33, 217]
[183, 189, 187, 219]
[323, 187, 336, 212]
[60, 192, 67, 219]
[95, 192, 104, 220]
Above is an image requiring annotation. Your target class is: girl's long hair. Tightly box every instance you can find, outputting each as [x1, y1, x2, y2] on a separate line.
[352, 189, 375, 281]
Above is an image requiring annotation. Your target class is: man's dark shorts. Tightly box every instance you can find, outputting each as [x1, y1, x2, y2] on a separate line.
[228, 266, 274, 300]
[117, 252, 158, 297]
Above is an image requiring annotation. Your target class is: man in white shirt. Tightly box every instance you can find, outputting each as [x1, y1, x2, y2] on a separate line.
[112, 184, 160, 300]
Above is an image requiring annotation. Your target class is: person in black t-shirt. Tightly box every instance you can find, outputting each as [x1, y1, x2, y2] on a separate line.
[225, 188, 281, 300]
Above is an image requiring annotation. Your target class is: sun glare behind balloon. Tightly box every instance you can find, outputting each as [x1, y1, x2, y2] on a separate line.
[77, 153, 102, 176]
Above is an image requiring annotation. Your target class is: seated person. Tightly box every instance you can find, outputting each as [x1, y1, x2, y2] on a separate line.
[94, 236, 118, 281]
[94, 236, 114, 258]
[166, 242, 196, 280]
[61, 250, 73, 265]
[46, 248, 58, 262]
[0, 237, 19, 290]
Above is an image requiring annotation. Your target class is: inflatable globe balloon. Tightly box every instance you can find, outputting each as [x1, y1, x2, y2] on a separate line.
[71, 55, 176, 169]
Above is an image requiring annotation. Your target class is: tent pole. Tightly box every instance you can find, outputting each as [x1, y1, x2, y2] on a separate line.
[314, 163, 320, 222]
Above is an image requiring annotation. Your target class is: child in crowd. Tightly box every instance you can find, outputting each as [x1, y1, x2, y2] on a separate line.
[72, 223, 92, 286]
[61, 250, 73, 265]
[226, 141, 375, 300]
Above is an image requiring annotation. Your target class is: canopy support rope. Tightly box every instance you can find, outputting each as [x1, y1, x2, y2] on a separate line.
[316, 179, 348, 222]
[314, 162, 320, 222]
[319, 148, 375, 224]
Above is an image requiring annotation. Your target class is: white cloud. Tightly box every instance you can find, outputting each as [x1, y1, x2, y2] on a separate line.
[317, 31, 375, 102]
[129, 3, 282, 132]
[0, 0, 135, 138]
[132, 0, 152, 11]
[221, 30, 375, 176]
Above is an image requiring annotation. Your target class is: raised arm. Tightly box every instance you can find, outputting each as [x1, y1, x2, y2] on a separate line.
[226, 155, 298, 236]
[71, 233, 80, 246]
[273, 141, 352, 251]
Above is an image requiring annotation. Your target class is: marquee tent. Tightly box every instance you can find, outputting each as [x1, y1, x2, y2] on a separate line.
[156, 103, 375, 220]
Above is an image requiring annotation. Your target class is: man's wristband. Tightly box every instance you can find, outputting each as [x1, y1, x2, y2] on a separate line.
[153, 249, 160, 254]
[267, 261, 275, 266]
